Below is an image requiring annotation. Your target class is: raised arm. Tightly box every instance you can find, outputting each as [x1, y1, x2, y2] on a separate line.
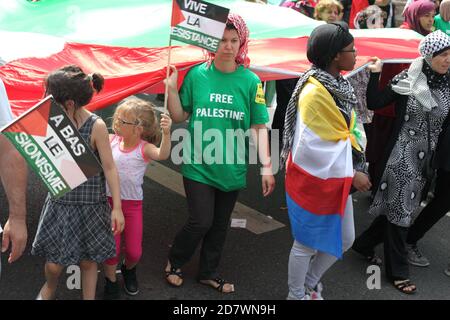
[143, 113, 172, 161]
[166, 66, 190, 123]
[366, 59, 399, 110]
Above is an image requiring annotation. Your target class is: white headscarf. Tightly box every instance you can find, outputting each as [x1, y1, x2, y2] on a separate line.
[391, 30, 450, 111]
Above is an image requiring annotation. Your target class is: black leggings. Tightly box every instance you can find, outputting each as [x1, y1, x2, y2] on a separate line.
[407, 169, 450, 245]
[353, 215, 409, 281]
[168, 177, 239, 279]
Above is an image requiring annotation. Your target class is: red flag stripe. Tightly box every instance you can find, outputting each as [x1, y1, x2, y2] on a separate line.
[171, 0, 186, 27]
[0, 36, 421, 116]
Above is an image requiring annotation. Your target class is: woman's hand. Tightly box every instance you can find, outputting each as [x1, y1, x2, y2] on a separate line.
[262, 174, 275, 197]
[160, 113, 172, 135]
[367, 57, 383, 73]
[352, 171, 372, 192]
[164, 65, 179, 91]
[111, 208, 125, 236]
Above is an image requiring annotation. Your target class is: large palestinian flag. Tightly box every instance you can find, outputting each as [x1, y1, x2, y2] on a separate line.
[0, 0, 423, 117]
[1, 96, 102, 198]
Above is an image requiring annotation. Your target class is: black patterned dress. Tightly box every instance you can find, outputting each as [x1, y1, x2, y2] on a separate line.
[32, 114, 116, 266]
[368, 69, 450, 227]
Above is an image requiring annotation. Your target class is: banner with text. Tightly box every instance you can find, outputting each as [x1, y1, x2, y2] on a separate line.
[171, 0, 229, 52]
[0, 96, 103, 198]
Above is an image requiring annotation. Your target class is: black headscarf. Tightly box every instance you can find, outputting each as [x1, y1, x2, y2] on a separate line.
[422, 61, 450, 90]
[280, 22, 358, 169]
[307, 21, 354, 69]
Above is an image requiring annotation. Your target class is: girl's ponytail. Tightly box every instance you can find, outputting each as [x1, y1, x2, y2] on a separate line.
[91, 73, 104, 93]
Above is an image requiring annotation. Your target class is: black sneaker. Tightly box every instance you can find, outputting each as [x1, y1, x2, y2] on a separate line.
[103, 277, 120, 300]
[121, 263, 139, 296]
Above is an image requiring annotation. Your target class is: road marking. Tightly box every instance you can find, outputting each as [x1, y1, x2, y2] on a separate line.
[144, 162, 285, 234]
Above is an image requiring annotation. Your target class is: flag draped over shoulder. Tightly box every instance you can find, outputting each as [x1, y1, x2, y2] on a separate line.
[285, 77, 358, 259]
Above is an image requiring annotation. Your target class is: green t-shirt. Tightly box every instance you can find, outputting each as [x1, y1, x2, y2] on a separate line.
[179, 62, 269, 191]
[434, 15, 450, 35]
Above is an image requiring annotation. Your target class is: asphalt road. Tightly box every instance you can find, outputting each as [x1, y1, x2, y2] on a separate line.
[1, 95, 449, 300]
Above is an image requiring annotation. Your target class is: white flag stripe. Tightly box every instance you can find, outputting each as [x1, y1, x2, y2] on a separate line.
[0, 31, 64, 64]
[350, 28, 423, 39]
[178, 10, 226, 39]
[33, 125, 87, 188]
[291, 115, 353, 180]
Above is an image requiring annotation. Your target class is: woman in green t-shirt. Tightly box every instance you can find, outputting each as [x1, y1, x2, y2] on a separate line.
[164, 13, 275, 293]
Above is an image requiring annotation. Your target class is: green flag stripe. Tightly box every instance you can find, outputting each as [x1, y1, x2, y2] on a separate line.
[3, 132, 71, 197]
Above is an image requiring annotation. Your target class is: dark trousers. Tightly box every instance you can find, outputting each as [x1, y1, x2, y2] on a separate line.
[363, 123, 372, 147]
[168, 177, 239, 279]
[407, 169, 450, 245]
[353, 215, 409, 281]
[272, 78, 298, 146]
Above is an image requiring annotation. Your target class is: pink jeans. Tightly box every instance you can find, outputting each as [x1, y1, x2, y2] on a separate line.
[104, 198, 143, 266]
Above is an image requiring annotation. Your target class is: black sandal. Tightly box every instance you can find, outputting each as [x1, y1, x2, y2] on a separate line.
[393, 279, 417, 295]
[165, 267, 183, 287]
[199, 277, 235, 293]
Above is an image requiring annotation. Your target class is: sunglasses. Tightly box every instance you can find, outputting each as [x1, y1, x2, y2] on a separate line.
[341, 48, 357, 53]
[117, 117, 139, 126]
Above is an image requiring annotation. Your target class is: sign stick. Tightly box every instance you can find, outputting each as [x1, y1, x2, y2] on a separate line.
[163, 38, 173, 114]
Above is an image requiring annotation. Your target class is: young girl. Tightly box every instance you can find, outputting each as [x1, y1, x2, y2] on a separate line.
[32, 65, 125, 300]
[103, 97, 172, 299]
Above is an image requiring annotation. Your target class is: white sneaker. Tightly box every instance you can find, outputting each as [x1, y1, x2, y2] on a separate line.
[306, 282, 324, 300]
[287, 292, 311, 300]
[300, 293, 312, 300]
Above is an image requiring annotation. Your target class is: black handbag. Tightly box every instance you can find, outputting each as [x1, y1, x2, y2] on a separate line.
[421, 112, 436, 202]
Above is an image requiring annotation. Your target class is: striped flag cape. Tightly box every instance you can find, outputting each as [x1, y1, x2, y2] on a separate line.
[285, 77, 361, 259]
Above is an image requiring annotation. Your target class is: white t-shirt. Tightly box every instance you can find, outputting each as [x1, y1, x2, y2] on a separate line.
[0, 78, 14, 233]
[106, 135, 149, 201]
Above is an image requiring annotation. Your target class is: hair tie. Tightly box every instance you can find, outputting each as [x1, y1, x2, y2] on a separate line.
[87, 73, 96, 91]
